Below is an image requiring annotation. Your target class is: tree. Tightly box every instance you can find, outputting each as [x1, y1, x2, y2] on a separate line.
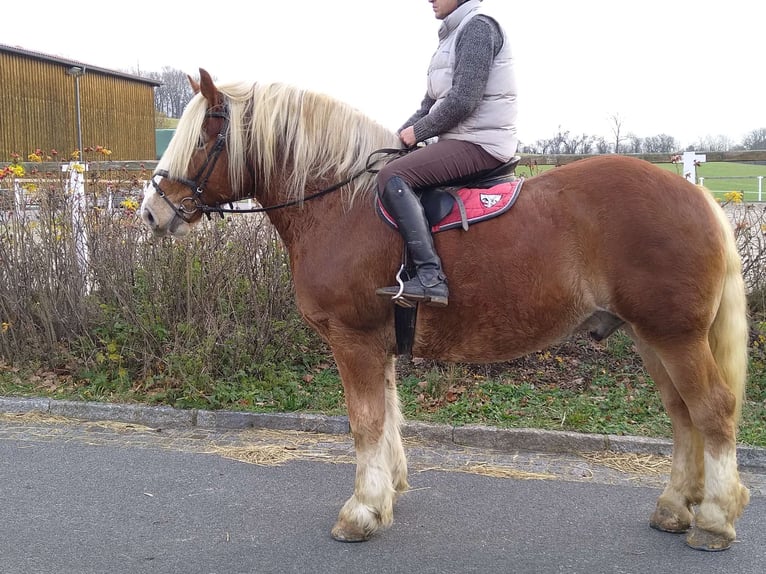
[521, 124, 766, 158]
[547, 126, 568, 155]
[609, 113, 624, 154]
[625, 133, 643, 154]
[643, 134, 678, 154]
[519, 141, 542, 154]
[690, 135, 733, 152]
[594, 137, 611, 154]
[137, 67, 196, 119]
[561, 132, 593, 154]
[743, 128, 766, 150]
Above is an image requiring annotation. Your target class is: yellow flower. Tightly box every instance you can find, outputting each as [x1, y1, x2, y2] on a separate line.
[1, 322, 10, 333]
[120, 197, 139, 211]
[27, 153, 42, 162]
[71, 163, 85, 174]
[70, 150, 81, 160]
[724, 191, 744, 204]
[10, 164, 25, 177]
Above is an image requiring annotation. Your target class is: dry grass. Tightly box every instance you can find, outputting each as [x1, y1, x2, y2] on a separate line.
[0, 411, 73, 425]
[579, 451, 672, 475]
[203, 444, 340, 466]
[452, 463, 557, 481]
[0, 410, 157, 433]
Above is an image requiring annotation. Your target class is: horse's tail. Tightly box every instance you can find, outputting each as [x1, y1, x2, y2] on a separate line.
[704, 191, 749, 422]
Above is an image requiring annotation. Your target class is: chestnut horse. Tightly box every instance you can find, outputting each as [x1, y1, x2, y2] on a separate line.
[141, 69, 750, 551]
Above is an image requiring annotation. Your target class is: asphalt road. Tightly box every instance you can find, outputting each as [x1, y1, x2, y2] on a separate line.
[0, 413, 764, 574]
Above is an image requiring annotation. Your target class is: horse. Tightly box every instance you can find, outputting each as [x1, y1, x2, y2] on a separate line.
[140, 69, 750, 551]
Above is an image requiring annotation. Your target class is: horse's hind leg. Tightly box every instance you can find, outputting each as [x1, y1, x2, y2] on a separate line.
[677, 344, 750, 551]
[330, 347, 408, 542]
[635, 334, 749, 550]
[630, 334, 703, 533]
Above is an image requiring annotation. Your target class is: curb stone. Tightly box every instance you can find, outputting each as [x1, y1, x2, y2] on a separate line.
[2, 395, 765, 470]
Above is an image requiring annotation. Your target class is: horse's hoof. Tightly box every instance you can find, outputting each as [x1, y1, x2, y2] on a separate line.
[331, 520, 371, 543]
[649, 506, 691, 533]
[685, 526, 734, 551]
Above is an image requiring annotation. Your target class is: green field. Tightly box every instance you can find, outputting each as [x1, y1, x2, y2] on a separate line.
[691, 162, 766, 200]
[514, 160, 766, 202]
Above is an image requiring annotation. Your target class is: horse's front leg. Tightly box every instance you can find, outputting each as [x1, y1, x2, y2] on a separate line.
[330, 347, 408, 542]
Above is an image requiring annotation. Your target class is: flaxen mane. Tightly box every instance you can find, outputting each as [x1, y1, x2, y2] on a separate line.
[158, 81, 399, 204]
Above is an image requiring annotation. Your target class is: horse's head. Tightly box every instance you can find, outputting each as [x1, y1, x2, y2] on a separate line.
[141, 69, 248, 237]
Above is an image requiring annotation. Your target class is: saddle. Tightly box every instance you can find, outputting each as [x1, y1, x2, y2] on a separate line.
[376, 156, 523, 233]
[378, 156, 524, 358]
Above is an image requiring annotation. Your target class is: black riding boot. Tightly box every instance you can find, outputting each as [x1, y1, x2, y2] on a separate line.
[376, 176, 449, 307]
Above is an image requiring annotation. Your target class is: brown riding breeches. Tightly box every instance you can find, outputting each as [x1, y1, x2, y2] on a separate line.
[376, 139, 502, 193]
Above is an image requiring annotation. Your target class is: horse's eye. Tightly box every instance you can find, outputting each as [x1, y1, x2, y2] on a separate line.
[196, 136, 207, 150]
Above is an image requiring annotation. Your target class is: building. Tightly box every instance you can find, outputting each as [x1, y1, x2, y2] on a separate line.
[0, 44, 161, 162]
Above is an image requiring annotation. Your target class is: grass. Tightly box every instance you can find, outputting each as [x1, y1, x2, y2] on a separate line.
[694, 163, 766, 201]
[514, 160, 766, 202]
[2, 330, 765, 448]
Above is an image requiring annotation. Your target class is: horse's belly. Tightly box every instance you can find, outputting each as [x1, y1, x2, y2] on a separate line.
[412, 307, 580, 363]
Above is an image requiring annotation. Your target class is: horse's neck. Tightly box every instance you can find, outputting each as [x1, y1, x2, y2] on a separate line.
[261, 184, 362, 250]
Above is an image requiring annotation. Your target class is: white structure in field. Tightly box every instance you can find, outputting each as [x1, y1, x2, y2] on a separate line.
[682, 151, 706, 184]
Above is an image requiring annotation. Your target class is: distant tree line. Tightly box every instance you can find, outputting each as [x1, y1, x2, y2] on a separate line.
[137, 67, 766, 155]
[519, 115, 766, 156]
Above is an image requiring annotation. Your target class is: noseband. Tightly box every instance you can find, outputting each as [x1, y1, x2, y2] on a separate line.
[151, 101, 231, 223]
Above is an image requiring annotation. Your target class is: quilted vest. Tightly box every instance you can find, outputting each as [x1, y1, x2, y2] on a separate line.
[428, 0, 518, 161]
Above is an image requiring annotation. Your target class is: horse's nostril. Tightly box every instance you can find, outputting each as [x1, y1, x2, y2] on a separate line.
[143, 207, 155, 226]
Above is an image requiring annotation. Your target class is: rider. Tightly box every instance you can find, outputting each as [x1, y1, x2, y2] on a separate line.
[375, 0, 518, 307]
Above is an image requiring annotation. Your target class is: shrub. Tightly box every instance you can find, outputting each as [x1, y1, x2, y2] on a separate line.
[0, 153, 324, 405]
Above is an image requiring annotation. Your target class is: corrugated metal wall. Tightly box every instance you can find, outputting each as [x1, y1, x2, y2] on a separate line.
[0, 50, 157, 161]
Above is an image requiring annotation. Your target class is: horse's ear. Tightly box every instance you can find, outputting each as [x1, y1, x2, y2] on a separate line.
[198, 68, 221, 106]
[188, 74, 200, 94]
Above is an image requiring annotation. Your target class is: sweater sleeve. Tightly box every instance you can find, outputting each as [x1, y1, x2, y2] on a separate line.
[407, 16, 503, 143]
[398, 93, 437, 134]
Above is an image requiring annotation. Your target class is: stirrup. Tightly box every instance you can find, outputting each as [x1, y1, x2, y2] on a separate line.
[390, 265, 417, 308]
[376, 265, 448, 308]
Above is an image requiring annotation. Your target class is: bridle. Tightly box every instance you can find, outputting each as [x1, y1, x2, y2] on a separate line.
[151, 101, 231, 224]
[151, 97, 408, 223]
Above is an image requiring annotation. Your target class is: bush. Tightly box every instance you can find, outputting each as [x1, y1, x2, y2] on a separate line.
[0, 156, 324, 406]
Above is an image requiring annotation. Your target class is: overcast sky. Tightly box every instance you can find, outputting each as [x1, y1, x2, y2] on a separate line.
[3, 0, 763, 148]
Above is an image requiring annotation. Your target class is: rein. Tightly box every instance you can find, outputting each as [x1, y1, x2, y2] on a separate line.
[200, 147, 405, 217]
[152, 96, 408, 221]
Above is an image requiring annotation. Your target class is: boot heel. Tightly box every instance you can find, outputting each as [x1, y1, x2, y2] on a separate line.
[424, 294, 448, 307]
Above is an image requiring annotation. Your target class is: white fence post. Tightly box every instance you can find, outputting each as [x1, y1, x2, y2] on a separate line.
[64, 161, 89, 291]
[13, 180, 24, 218]
[107, 185, 114, 214]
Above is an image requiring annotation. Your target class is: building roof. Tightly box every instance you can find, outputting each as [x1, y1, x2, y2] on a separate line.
[0, 43, 162, 87]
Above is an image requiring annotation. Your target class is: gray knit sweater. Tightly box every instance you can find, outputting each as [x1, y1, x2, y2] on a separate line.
[400, 16, 504, 143]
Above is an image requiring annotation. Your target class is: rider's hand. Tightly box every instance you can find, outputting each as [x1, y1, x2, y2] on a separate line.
[398, 126, 417, 148]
